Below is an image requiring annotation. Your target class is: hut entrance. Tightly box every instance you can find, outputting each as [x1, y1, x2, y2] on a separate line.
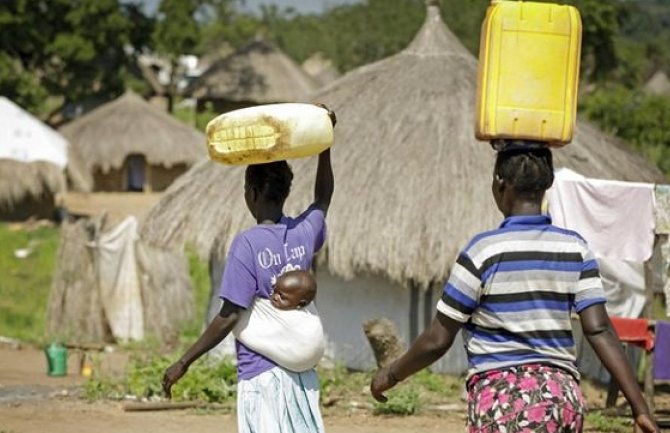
[126, 154, 146, 192]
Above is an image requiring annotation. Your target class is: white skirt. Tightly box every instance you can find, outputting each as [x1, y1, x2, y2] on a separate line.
[237, 366, 325, 433]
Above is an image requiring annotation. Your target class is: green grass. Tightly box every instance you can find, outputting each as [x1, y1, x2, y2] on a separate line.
[0, 223, 59, 343]
[85, 350, 238, 403]
[373, 386, 422, 416]
[0, 223, 213, 346]
[182, 248, 212, 341]
[586, 411, 632, 433]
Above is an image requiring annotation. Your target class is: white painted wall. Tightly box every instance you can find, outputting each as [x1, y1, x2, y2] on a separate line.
[316, 269, 468, 375]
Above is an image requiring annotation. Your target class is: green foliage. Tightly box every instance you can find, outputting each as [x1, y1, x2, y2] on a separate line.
[440, 0, 488, 55]
[181, 248, 213, 340]
[262, 0, 425, 73]
[154, 0, 199, 58]
[373, 386, 422, 416]
[580, 85, 670, 178]
[0, 0, 151, 116]
[173, 100, 218, 132]
[198, 0, 259, 52]
[85, 352, 237, 403]
[318, 364, 370, 402]
[412, 368, 461, 398]
[0, 224, 59, 343]
[617, 0, 670, 75]
[586, 411, 631, 433]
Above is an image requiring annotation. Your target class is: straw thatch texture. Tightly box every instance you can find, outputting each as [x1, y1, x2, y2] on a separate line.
[65, 145, 93, 192]
[47, 218, 110, 342]
[136, 241, 194, 339]
[644, 70, 670, 96]
[0, 151, 91, 213]
[188, 39, 318, 103]
[141, 6, 665, 288]
[302, 52, 341, 87]
[60, 91, 206, 173]
[0, 160, 65, 208]
[48, 217, 194, 343]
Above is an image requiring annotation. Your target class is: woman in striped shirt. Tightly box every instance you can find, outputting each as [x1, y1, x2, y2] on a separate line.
[370, 146, 658, 433]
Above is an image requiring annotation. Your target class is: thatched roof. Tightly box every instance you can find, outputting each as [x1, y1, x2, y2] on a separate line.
[0, 160, 65, 207]
[302, 52, 341, 87]
[644, 70, 670, 96]
[142, 6, 665, 287]
[60, 91, 206, 173]
[187, 39, 319, 103]
[0, 97, 91, 207]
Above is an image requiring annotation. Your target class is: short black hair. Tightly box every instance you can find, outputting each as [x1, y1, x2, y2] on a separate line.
[245, 161, 294, 204]
[494, 147, 554, 194]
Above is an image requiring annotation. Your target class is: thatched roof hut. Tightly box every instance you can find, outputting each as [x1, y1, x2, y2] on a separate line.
[302, 52, 341, 87]
[187, 39, 318, 109]
[142, 5, 664, 288]
[644, 70, 670, 96]
[59, 91, 205, 192]
[48, 216, 194, 343]
[0, 97, 91, 220]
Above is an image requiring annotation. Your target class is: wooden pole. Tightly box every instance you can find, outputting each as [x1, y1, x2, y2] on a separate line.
[643, 235, 659, 414]
[409, 281, 420, 341]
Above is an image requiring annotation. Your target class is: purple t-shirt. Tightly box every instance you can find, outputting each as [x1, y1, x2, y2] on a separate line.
[219, 205, 326, 380]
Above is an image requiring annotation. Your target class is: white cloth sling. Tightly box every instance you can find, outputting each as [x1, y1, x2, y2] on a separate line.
[233, 298, 325, 372]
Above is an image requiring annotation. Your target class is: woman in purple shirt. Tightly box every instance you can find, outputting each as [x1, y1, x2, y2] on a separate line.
[163, 110, 335, 433]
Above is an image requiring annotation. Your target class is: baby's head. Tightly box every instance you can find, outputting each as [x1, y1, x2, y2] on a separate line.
[271, 270, 317, 310]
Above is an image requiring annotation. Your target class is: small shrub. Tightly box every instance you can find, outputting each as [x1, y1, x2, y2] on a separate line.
[586, 411, 632, 433]
[373, 387, 421, 416]
[85, 353, 237, 403]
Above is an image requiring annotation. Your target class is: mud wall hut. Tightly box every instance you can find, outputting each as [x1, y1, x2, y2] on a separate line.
[187, 39, 319, 113]
[59, 91, 205, 193]
[0, 97, 91, 221]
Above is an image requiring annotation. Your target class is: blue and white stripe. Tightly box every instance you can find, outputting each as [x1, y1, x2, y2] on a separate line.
[437, 214, 606, 379]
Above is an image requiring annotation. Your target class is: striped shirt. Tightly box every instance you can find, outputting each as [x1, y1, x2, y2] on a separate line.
[437, 214, 607, 380]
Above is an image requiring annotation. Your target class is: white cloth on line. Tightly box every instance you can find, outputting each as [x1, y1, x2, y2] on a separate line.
[547, 168, 656, 262]
[93, 216, 144, 342]
[597, 257, 646, 318]
[233, 298, 325, 372]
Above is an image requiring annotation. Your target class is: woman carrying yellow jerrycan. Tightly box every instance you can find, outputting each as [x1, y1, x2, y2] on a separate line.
[370, 145, 659, 433]
[372, 1, 655, 430]
[163, 103, 336, 433]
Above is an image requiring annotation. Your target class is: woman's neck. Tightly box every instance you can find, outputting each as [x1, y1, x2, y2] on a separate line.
[506, 200, 542, 217]
[255, 205, 284, 224]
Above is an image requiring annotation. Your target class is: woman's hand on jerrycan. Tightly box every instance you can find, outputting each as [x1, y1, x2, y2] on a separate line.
[315, 103, 336, 127]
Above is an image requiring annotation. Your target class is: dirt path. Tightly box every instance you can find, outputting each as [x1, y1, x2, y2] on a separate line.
[0, 345, 464, 433]
[0, 398, 463, 433]
[2, 345, 669, 433]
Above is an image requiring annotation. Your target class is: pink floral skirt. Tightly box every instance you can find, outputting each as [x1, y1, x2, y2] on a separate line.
[467, 364, 585, 433]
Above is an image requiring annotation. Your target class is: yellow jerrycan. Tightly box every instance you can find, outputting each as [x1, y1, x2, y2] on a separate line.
[206, 103, 334, 165]
[475, 0, 582, 146]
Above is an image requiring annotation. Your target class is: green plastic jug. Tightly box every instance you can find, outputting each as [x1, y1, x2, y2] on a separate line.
[45, 342, 68, 376]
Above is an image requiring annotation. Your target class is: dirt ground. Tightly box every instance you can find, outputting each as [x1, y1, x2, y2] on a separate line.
[1, 344, 668, 433]
[0, 345, 464, 433]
